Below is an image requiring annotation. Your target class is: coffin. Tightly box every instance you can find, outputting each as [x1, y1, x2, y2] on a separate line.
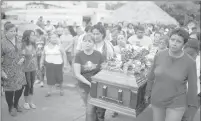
[88, 70, 150, 118]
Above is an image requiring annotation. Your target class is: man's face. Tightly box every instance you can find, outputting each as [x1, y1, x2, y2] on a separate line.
[136, 30, 144, 39]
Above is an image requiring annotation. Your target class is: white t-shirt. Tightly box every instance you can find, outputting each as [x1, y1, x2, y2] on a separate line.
[128, 35, 152, 49]
[44, 45, 63, 64]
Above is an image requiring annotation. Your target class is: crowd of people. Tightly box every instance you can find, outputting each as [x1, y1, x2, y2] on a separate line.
[1, 15, 200, 121]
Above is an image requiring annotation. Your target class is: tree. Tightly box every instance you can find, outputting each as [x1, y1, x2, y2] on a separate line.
[157, 2, 200, 26]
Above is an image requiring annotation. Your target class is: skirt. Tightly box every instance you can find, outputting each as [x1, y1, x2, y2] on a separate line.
[45, 61, 63, 86]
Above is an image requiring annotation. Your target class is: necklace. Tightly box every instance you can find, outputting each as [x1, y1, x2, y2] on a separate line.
[169, 49, 184, 58]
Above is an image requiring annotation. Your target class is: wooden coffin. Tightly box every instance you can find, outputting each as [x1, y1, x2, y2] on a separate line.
[88, 70, 150, 118]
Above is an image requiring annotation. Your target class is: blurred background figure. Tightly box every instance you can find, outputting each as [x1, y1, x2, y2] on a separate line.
[36, 16, 45, 29]
[35, 29, 46, 87]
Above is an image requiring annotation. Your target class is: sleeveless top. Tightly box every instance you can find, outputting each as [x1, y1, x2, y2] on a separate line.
[44, 45, 63, 64]
[22, 45, 37, 72]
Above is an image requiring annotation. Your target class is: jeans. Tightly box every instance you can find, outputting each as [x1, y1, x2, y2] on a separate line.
[24, 71, 36, 96]
[152, 105, 186, 121]
[76, 84, 106, 121]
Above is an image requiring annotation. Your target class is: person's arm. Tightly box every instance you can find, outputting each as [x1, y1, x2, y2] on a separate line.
[127, 36, 133, 45]
[64, 36, 74, 52]
[73, 54, 91, 86]
[187, 60, 198, 108]
[145, 53, 158, 97]
[93, 53, 105, 75]
[40, 50, 45, 69]
[1, 48, 7, 79]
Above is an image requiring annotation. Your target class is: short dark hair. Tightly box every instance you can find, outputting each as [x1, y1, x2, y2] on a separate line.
[97, 22, 102, 25]
[4, 22, 15, 31]
[35, 29, 44, 35]
[184, 38, 200, 53]
[92, 24, 106, 39]
[169, 28, 189, 44]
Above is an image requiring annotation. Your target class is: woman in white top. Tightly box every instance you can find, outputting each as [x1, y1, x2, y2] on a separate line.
[40, 34, 68, 97]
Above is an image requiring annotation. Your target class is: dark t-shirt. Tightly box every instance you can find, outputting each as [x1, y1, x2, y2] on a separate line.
[74, 50, 104, 93]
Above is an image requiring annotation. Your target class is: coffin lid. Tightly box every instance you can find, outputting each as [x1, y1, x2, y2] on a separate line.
[92, 70, 144, 88]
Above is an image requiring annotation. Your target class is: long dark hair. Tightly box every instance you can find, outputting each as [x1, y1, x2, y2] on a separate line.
[22, 30, 36, 49]
[68, 26, 77, 37]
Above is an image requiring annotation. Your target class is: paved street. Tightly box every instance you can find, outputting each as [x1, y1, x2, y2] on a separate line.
[1, 72, 200, 121]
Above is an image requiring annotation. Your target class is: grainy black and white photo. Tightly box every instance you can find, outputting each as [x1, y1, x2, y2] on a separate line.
[1, 1, 200, 121]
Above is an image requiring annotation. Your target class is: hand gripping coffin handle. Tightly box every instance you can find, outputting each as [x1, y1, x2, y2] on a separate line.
[100, 86, 123, 104]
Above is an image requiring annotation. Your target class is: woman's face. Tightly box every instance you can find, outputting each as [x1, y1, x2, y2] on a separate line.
[6, 27, 17, 39]
[117, 35, 126, 47]
[30, 32, 35, 43]
[159, 39, 167, 49]
[92, 29, 103, 43]
[49, 35, 58, 45]
[169, 34, 185, 53]
[82, 36, 94, 51]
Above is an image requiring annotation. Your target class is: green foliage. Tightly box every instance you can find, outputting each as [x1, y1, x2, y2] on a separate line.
[157, 2, 200, 26]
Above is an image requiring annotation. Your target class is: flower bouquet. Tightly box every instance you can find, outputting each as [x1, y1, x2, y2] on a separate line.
[103, 46, 150, 78]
